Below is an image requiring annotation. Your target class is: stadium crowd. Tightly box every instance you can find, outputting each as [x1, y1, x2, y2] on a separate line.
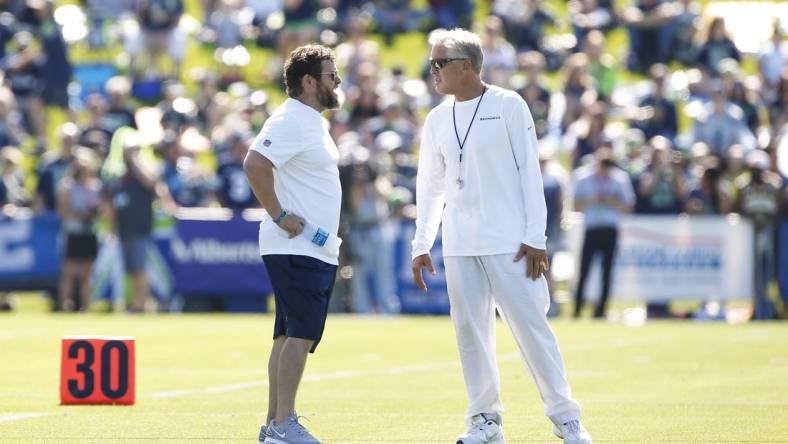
[0, 0, 786, 319]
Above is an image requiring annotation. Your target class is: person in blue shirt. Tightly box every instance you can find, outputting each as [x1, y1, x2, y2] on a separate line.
[572, 147, 636, 318]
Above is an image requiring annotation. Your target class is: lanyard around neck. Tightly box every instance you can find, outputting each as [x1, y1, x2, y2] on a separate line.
[452, 85, 487, 188]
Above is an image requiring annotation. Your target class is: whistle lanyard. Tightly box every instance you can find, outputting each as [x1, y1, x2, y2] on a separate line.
[452, 86, 487, 189]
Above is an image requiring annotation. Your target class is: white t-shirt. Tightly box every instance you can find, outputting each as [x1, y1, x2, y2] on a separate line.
[412, 85, 548, 259]
[249, 98, 342, 265]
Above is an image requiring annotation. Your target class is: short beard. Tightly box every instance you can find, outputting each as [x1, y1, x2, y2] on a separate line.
[316, 84, 339, 109]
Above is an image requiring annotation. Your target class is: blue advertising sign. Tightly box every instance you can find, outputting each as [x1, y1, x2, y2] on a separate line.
[394, 221, 449, 314]
[170, 213, 272, 301]
[0, 213, 60, 289]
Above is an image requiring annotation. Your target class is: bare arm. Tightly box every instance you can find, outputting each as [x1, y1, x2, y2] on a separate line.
[243, 150, 303, 236]
[244, 150, 281, 218]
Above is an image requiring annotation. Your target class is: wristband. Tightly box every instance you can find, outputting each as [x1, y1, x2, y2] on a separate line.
[273, 209, 288, 224]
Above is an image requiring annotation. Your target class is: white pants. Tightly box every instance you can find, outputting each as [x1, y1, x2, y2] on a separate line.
[444, 254, 582, 425]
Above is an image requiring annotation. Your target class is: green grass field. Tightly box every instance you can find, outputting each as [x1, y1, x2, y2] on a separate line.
[1, 310, 788, 443]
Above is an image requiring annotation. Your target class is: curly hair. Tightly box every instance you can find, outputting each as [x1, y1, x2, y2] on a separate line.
[283, 45, 336, 98]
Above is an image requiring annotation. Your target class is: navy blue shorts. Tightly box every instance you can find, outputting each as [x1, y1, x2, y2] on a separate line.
[262, 254, 337, 353]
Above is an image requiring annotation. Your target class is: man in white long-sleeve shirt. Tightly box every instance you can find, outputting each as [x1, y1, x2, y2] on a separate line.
[411, 28, 592, 444]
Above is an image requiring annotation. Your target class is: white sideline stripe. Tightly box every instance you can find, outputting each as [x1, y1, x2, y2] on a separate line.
[149, 353, 521, 399]
[0, 413, 50, 423]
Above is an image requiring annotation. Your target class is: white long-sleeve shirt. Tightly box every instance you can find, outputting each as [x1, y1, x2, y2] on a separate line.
[412, 85, 548, 259]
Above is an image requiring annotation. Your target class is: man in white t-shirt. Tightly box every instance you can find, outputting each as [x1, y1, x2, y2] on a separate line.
[244, 44, 342, 444]
[411, 29, 592, 444]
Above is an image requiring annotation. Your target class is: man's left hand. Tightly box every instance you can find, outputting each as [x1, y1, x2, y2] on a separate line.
[513, 244, 549, 280]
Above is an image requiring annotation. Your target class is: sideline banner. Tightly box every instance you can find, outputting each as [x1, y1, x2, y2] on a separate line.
[566, 214, 754, 301]
[0, 213, 60, 290]
[170, 210, 272, 300]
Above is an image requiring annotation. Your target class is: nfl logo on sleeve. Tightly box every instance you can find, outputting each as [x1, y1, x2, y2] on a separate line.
[263, 139, 272, 147]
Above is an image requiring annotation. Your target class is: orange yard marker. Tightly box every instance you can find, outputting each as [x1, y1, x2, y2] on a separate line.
[60, 336, 135, 405]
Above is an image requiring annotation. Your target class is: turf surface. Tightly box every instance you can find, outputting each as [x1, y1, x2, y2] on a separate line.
[1, 310, 787, 443]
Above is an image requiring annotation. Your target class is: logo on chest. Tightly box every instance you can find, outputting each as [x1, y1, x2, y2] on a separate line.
[479, 116, 501, 121]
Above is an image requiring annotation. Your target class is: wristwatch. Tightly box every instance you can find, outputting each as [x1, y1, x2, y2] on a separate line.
[273, 209, 288, 225]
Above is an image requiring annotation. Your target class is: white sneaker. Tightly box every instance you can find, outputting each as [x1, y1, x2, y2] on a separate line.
[553, 419, 592, 444]
[456, 413, 505, 444]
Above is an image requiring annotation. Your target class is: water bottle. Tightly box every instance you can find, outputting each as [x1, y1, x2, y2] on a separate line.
[302, 221, 342, 250]
[278, 220, 341, 250]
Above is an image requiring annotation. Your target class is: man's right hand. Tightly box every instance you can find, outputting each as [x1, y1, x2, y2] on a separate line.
[277, 212, 305, 238]
[411, 254, 436, 292]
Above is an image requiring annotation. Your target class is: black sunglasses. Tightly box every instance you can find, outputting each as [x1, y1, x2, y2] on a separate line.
[319, 71, 340, 82]
[429, 58, 468, 71]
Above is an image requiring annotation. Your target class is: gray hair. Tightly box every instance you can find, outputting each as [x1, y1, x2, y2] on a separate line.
[428, 28, 483, 74]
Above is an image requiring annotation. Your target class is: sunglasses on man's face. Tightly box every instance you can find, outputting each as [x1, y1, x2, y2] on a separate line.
[319, 71, 340, 82]
[429, 58, 468, 71]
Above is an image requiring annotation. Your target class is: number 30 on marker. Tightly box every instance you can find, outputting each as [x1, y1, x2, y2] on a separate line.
[60, 336, 136, 405]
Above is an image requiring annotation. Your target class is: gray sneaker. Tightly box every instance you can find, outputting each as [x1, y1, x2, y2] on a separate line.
[258, 424, 270, 443]
[263, 416, 322, 444]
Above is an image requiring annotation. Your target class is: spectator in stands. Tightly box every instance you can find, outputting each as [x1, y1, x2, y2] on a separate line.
[216, 131, 256, 210]
[667, 0, 700, 65]
[348, 75, 382, 124]
[35, 122, 78, 213]
[78, 94, 114, 159]
[695, 17, 740, 79]
[106, 138, 176, 312]
[759, 20, 787, 102]
[572, 147, 635, 318]
[1, 30, 45, 137]
[335, 15, 380, 91]
[729, 78, 761, 136]
[622, 0, 679, 71]
[517, 51, 551, 139]
[104, 76, 138, 132]
[686, 158, 731, 215]
[631, 64, 678, 142]
[768, 71, 788, 130]
[370, 0, 426, 46]
[0, 145, 27, 207]
[347, 157, 400, 313]
[30, 0, 72, 116]
[56, 150, 101, 312]
[128, 0, 185, 78]
[0, 87, 25, 149]
[362, 96, 416, 153]
[159, 81, 193, 132]
[735, 149, 784, 320]
[277, 0, 319, 61]
[159, 132, 215, 207]
[635, 136, 686, 214]
[569, 0, 614, 51]
[692, 81, 756, 156]
[583, 30, 617, 101]
[480, 15, 516, 88]
[560, 52, 597, 134]
[493, 0, 555, 52]
[566, 101, 612, 168]
[540, 146, 567, 317]
[201, 0, 243, 49]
